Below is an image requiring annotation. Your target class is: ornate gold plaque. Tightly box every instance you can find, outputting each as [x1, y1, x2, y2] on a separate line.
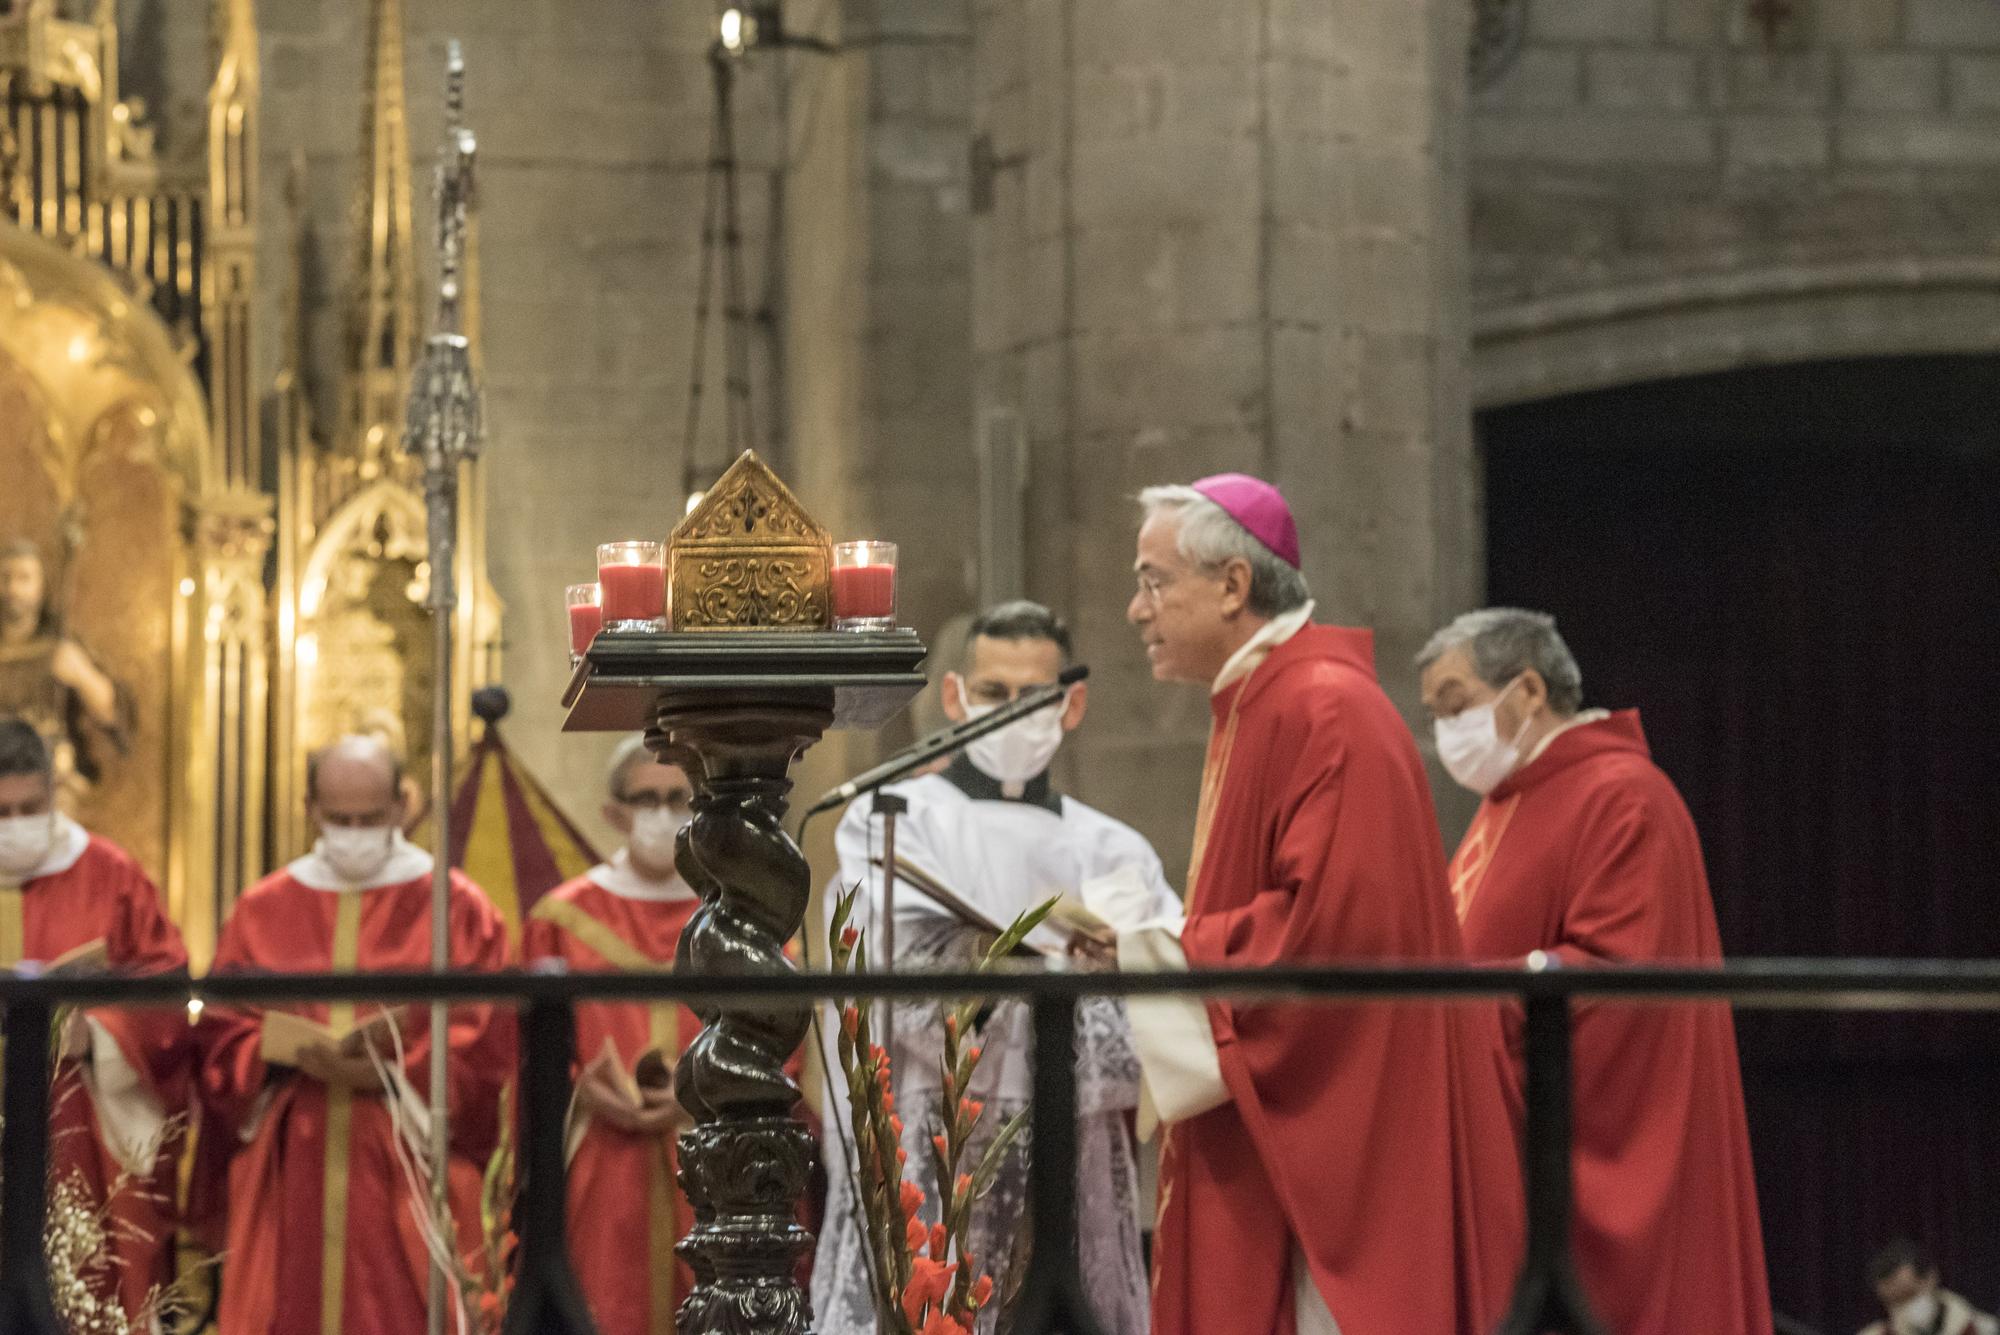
[668, 451, 832, 631]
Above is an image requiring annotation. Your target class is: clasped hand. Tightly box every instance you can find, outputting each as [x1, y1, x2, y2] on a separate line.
[576, 1048, 685, 1136]
[295, 1040, 389, 1092]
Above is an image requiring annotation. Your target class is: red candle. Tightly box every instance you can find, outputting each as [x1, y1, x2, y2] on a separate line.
[832, 564, 895, 621]
[568, 601, 603, 655]
[598, 560, 665, 624]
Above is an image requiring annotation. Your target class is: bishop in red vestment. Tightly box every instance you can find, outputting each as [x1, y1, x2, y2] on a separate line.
[1420, 607, 1771, 1335]
[0, 718, 190, 1318]
[1118, 479, 1524, 1335]
[520, 738, 700, 1335]
[196, 736, 513, 1335]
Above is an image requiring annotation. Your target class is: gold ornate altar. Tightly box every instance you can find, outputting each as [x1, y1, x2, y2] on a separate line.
[0, 0, 499, 966]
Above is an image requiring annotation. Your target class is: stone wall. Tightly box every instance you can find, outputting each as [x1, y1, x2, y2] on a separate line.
[971, 0, 1485, 870]
[250, 0, 791, 847]
[124, 0, 2000, 868]
[1471, 0, 2000, 404]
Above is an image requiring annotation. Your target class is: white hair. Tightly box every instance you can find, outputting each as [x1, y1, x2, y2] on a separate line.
[605, 734, 656, 803]
[1416, 608, 1584, 716]
[1137, 485, 1311, 618]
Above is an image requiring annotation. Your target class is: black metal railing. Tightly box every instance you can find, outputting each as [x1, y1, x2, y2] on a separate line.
[4, 959, 1999, 1335]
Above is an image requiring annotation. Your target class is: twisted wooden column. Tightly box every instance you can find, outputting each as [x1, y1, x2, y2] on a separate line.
[657, 691, 832, 1335]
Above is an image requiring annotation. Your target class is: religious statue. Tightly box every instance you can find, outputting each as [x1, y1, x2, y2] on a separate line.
[0, 538, 129, 808]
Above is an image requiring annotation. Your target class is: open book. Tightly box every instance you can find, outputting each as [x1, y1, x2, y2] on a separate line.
[45, 937, 110, 977]
[260, 1005, 409, 1068]
[868, 857, 1111, 959]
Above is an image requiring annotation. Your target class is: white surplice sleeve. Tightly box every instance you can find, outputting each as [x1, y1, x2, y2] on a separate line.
[1084, 866, 1229, 1137]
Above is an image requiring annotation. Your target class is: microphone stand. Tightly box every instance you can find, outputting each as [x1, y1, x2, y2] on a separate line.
[873, 791, 907, 1062]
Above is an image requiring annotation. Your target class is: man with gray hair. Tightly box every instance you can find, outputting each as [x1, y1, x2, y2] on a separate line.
[1111, 475, 1524, 1335]
[1418, 608, 1773, 1335]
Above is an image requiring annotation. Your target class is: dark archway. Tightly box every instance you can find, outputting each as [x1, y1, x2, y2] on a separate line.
[1481, 354, 2000, 1334]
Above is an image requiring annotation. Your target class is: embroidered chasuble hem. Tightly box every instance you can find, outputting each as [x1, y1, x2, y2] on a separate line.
[321, 891, 362, 1335]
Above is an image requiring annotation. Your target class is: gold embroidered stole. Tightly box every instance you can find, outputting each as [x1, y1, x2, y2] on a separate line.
[1449, 794, 1521, 925]
[1184, 688, 1248, 908]
[529, 894, 680, 1334]
[320, 891, 363, 1335]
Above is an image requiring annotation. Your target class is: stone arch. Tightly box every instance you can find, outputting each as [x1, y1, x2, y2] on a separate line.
[1472, 255, 2000, 409]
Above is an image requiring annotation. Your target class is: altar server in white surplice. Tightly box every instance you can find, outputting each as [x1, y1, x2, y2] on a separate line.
[809, 601, 1177, 1335]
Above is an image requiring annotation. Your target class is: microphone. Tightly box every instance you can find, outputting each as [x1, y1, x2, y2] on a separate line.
[804, 663, 1088, 817]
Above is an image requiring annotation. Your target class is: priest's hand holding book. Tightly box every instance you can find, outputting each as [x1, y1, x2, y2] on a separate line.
[576, 1036, 687, 1136]
[261, 1006, 410, 1092]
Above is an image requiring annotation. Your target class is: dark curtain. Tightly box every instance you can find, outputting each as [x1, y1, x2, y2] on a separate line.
[1480, 354, 2000, 1335]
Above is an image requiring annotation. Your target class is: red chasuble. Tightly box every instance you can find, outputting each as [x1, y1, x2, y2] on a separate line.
[521, 870, 701, 1335]
[2, 834, 190, 1317]
[1156, 625, 1525, 1335]
[198, 866, 513, 1335]
[1451, 710, 1772, 1335]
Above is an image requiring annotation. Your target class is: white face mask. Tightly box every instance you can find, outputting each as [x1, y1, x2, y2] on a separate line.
[1895, 1291, 1941, 1333]
[320, 824, 397, 885]
[0, 811, 56, 882]
[628, 805, 691, 874]
[961, 692, 1069, 786]
[1434, 678, 1532, 796]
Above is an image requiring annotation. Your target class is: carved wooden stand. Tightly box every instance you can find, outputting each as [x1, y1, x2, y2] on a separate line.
[565, 631, 925, 1335]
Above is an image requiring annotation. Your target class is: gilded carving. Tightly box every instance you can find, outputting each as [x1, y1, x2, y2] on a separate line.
[668, 451, 832, 631]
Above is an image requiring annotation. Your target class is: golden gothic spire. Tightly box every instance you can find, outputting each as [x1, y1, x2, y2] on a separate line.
[343, 0, 419, 476]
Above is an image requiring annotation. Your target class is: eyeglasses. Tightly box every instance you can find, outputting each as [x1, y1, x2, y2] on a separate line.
[1133, 570, 1171, 607]
[620, 792, 692, 812]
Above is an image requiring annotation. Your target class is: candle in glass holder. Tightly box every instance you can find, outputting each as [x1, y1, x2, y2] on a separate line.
[596, 541, 667, 631]
[832, 540, 897, 631]
[566, 583, 602, 659]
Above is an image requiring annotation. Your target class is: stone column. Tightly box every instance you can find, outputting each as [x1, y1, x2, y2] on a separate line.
[972, 0, 1484, 866]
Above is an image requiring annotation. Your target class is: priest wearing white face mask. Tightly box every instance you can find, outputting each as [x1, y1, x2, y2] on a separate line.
[1417, 608, 1773, 1335]
[0, 717, 190, 1319]
[809, 600, 1174, 1335]
[197, 734, 513, 1335]
[521, 736, 702, 1335]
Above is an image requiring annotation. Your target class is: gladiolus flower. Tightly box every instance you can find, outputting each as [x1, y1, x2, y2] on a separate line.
[965, 1045, 982, 1064]
[906, 1215, 928, 1253]
[897, 1147, 909, 1166]
[902, 1257, 957, 1324]
[841, 926, 860, 948]
[932, 1134, 949, 1158]
[963, 1099, 984, 1122]
[841, 1006, 859, 1039]
[944, 1014, 958, 1040]
[890, 1114, 904, 1138]
[929, 1223, 949, 1258]
[883, 1093, 897, 1115]
[955, 1173, 973, 1196]
[972, 1274, 994, 1307]
[900, 1181, 925, 1218]
[919, 1314, 970, 1335]
[870, 1044, 887, 1064]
